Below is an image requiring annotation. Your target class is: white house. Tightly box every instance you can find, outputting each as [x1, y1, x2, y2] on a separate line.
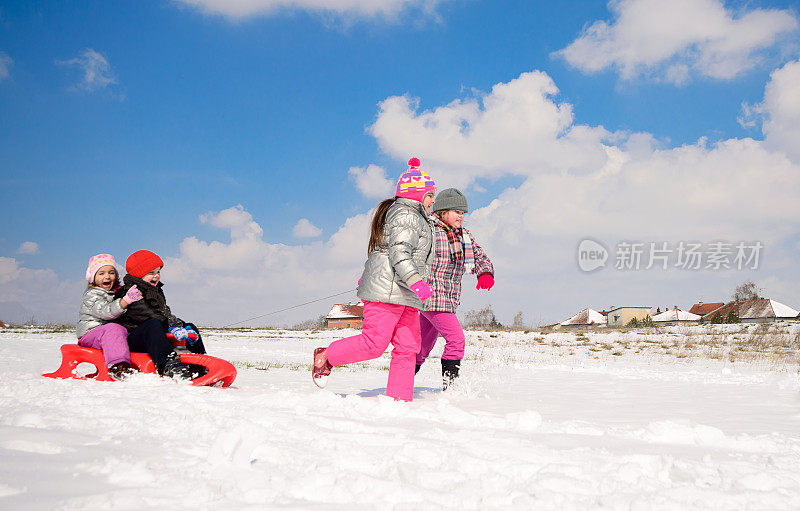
[560, 308, 607, 327]
[652, 308, 701, 325]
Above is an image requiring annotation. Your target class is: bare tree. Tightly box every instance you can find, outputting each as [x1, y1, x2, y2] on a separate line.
[733, 280, 760, 302]
[463, 304, 499, 329]
[512, 311, 525, 329]
[291, 314, 327, 330]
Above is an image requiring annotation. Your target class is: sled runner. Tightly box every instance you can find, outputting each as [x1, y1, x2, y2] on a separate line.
[42, 333, 237, 387]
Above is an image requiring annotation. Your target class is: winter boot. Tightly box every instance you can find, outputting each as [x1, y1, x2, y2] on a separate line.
[161, 351, 197, 381]
[441, 359, 461, 390]
[108, 362, 135, 381]
[414, 364, 422, 375]
[185, 363, 209, 379]
[312, 347, 333, 388]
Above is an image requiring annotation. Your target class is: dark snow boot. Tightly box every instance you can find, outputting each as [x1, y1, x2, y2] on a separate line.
[414, 364, 422, 375]
[441, 359, 461, 390]
[161, 352, 197, 381]
[185, 363, 208, 378]
[108, 362, 135, 381]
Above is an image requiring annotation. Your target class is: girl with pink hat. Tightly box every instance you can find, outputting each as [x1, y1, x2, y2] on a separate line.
[312, 157, 437, 401]
[76, 254, 143, 380]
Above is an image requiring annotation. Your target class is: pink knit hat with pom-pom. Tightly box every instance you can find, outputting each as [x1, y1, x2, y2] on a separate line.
[395, 157, 437, 202]
[85, 254, 119, 283]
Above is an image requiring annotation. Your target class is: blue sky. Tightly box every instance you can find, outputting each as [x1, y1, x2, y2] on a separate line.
[2, 0, 800, 325]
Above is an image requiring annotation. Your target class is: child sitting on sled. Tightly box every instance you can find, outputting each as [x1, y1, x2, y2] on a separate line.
[414, 188, 494, 389]
[115, 250, 205, 380]
[77, 254, 143, 380]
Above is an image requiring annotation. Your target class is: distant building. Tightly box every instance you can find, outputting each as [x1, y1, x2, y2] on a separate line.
[652, 308, 701, 325]
[701, 298, 799, 323]
[606, 306, 652, 327]
[688, 302, 725, 316]
[559, 308, 607, 327]
[326, 302, 364, 329]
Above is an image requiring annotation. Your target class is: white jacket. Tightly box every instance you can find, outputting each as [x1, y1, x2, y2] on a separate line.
[76, 286, 125, 338]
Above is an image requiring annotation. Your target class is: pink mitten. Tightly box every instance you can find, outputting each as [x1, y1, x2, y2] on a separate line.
[410, 281, 433, 302]
[476, 273, 494, 290]
[123, 285, 143, 303]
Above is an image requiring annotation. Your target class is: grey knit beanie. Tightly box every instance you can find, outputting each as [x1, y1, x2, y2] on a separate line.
[432, 188, 468, 213]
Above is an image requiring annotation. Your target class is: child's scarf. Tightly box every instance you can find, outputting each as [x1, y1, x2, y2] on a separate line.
[432, 216, 474, 272]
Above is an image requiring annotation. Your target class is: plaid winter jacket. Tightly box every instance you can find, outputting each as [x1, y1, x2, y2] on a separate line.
[425, 224, 493, 313]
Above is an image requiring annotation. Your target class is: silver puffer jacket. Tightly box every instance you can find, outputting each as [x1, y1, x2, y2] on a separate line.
[76, 286, 125, 338]
[357, 198, 434, 309]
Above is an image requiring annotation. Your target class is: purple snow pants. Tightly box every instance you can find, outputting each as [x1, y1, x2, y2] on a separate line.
[326, 300, 421, 402]
[416, 310, 465, 365]
[78, 323, 131, 367]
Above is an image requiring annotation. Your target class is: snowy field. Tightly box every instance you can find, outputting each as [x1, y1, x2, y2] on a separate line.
[2, 325, 800, 510]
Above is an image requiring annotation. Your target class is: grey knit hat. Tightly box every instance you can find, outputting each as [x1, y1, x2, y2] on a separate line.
[432, 188, 468, 213]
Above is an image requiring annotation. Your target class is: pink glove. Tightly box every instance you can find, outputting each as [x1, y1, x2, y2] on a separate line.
[410, 281, 433, 302]
[123, 285, 143, 303]
[476, 273, 494, 290]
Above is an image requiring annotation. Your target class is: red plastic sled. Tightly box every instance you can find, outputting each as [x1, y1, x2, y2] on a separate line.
[42, 344, 237, 387]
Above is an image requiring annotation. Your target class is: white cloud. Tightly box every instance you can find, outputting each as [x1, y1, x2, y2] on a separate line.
[0, 52, 12, 82]
[17, 241, 39, 255]
[160, 205, 368, 325]
[57, 48, 117, 92]
[12, 61, 800, 326]
[293, 218, 323, 238]
[759, 59, 800, 163]
[555, 0, 798, 84]
[370, 71, 614, 188]
[348, 164, 395, 198]
[370, 70, 800, 241]
[369, 71, 613, 190]
[200, 204, 262, 241]
[367, 66, 800, 324]
[174, 0, 447, 20]
[0, 257, 83, 324]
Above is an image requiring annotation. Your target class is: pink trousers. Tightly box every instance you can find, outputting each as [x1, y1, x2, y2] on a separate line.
[416, 311, 465, 365]
[78, 323, 131, 367]
[326, 301, 421, 402]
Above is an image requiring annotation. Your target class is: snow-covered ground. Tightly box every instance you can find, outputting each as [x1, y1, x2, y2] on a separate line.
[2, 325, 800, 510]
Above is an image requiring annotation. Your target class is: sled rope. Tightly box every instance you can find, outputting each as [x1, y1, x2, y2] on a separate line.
[219, 288, 358, 328]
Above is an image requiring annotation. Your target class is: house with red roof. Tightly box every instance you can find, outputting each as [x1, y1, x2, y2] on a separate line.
[688, 302, 725, 317]
[701, 298, 799, 323]
[326, 302, 364, 329]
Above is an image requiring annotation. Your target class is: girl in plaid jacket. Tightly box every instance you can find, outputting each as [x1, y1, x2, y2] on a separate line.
[415, 188, 494, 389]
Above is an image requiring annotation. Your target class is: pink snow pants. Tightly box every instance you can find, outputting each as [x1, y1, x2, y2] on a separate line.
[78, 323, 131, 367]
[416, 311, 465, 365]
[326, 300, 421, 402]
